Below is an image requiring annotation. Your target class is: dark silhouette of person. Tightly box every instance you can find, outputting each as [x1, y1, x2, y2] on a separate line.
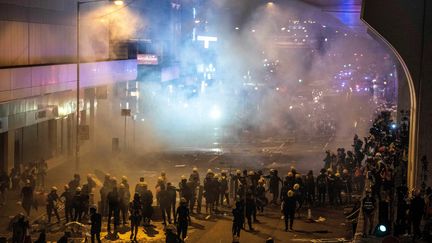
[20, 180, 34, 216]
[157, 184, 171, 225]
[90, 207, 102, 243]
[176, 197, 191, 241]
[129, 193, 142, 241]
[282, 190, 297, 231]
[232, 201, 244, 240]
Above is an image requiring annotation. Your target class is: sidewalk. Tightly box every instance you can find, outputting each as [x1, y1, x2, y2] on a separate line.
[0, 144, 116, 238]
[0, 155, 71, 238]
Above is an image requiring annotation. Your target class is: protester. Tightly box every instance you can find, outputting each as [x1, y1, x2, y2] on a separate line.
[219, 171, 230, 207]
[11, 213, 30, 243]
[34, 230, 46, 243]
[141, 182, 153, 226]
[245, 185, 256, 231]
[68, 174, 80, 194]
[282, 190, 297, 231]
[20, 180, 34, 216]
[362, 189, 376, 237]
[158, 183, 172, 225]
[129, 193, 142, 241]
[90, 207, 102, 243]
[118, 183, 130, 225]
[410, 189, 425, 239]
[232, 201, 244, 241]
[46, 186, 60, 223]
[268, 169, 282, 205]
[0, 169, 10, 205]
[189, 167, 200, 212]
[72, 187, 84, 221]
[60, 185, 73, 222]
[176, 197, 191, 241]
[107, 182, 120, 236]
[305, 170, 315, 207]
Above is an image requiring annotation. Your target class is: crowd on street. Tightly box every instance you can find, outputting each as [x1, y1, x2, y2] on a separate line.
[1, 111, 432, 242]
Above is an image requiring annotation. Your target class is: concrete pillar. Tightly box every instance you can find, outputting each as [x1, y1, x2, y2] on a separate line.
[415, 0, 432, 188]
[0, 133, 6, 171]
[7, 130, 15, 172]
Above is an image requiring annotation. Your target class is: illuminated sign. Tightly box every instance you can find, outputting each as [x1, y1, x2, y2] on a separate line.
[137, 54, 159, 65]
[197, 35, 217, 48]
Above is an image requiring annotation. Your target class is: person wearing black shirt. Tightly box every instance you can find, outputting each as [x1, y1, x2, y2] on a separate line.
[232, 201, 244, 239]
[129, 193, 142, 241]
[118, 183, 130, 225]
[90, 207, 102, 243]
[268, 169, 282, 205]
[219, 171, 230, 207]
[158, 183, 171, 225]
[46, 187, 60, 223]
[410, 189, 425, 239]
[316, 169, 327, 206]
[176, 197, 191, 241]
[68, 174, 80, 195]
[245, 187, 256, 231]
[107, 184, 120, 236]
[362, 189, 376, 237]
[20, 180, 34, 216]
[282, 190, 297, 231]
[141, 183, 153, 226]
[72, 187, 84, 221]
[305, 170, 315, 207]
[60, 185, 73, 222]
[167, 182, 177, 222]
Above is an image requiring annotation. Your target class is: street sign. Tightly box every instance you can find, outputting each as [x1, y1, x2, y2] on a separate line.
[121, 109, 131, 116]
[79, 125, 90, 140]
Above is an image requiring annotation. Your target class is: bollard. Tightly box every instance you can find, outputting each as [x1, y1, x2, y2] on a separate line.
[307, 208, 312, 220]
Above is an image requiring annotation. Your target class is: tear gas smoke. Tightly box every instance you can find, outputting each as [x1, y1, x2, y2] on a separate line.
[79, 0, 399, 169]
[125, 0, 398, 151]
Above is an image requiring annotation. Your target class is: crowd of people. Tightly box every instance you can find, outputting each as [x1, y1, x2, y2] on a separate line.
[0, 159, 48, 208]
[320, 110, 432, 241]
[4, 111, 432, 242]
[353, 111, 432, 241]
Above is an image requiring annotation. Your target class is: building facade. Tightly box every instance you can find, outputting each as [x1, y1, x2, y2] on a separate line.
[0, 0, 181, 172]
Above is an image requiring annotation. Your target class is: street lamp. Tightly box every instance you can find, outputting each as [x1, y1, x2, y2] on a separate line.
[75, 0, 124, 172]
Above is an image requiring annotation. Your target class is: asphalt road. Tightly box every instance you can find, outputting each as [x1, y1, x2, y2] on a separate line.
[1, 136, 355, 242]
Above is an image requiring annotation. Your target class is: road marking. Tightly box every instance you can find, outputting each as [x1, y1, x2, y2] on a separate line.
[208, 155, 220, 163]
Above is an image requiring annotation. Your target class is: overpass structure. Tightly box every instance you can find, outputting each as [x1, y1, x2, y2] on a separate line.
[303, 0, 432, 190]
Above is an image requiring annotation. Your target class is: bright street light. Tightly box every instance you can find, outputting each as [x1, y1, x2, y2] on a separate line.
[209, 106, 222, 120]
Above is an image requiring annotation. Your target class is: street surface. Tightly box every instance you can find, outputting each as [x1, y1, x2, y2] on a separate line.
[0, 137, 357, 242]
